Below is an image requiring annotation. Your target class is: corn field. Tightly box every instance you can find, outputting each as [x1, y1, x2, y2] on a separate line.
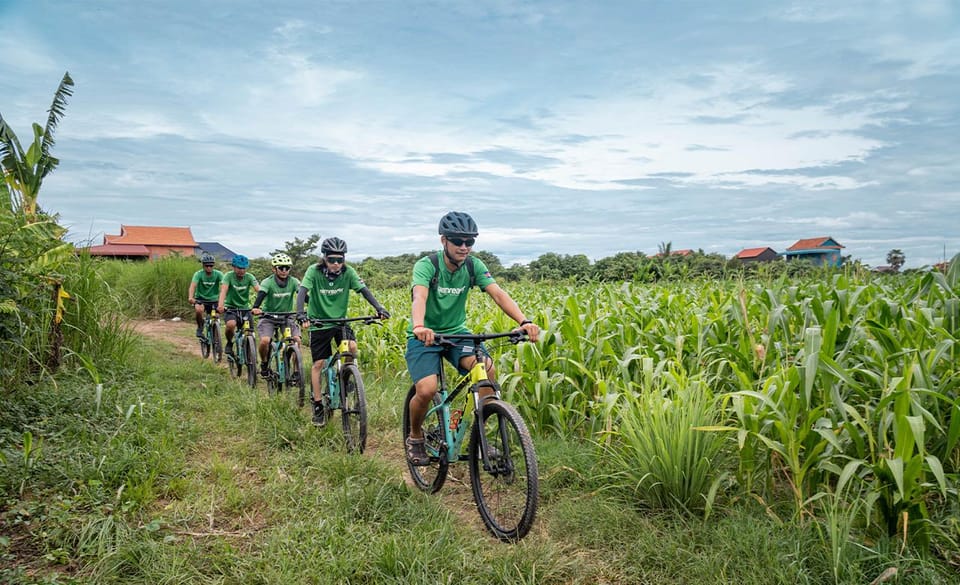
[357, 260, 960, 559]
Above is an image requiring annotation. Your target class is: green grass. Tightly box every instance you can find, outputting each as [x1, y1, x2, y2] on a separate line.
[2, 331, 958, 583]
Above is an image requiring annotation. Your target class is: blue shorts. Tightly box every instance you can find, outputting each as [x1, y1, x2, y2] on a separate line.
[405, 336, 489, 384]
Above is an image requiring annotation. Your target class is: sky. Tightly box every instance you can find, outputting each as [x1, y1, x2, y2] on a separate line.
[1, 0, 958, 268]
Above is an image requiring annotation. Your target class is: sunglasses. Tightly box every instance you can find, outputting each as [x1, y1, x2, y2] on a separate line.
[447, 237, 475, 247]
[276, 266, 291, 271]
[325, 256, 344, 264]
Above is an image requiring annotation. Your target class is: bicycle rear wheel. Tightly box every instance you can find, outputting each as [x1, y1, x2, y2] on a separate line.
[244, 335, 258, 388]
[285, 345, 305, 407]
[210, 321, 222, 363]
[340, 364, 366, 453]
[469, 394, 539, 542]
[402, 385, 448, 493]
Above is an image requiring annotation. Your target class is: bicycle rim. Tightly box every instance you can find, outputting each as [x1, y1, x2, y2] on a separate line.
[469, 398, 539, 541]
[286, 346, 305, 408]
[211, 323, 222, 363]
[402, 386, 448, 493]
[245, 336, 257, 388]
[199, 322, 211, 358]
[266, 346, 279, 395]
[340, 364, 367, 454]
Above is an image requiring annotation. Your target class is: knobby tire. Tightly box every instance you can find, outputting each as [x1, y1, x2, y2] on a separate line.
[244, 335, 257, 388]
[469, 395, 539, 542]
[340, 364, 367, 454]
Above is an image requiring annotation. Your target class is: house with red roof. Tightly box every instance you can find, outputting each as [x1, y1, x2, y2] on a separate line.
[86, 225, 198, 260]
[735, 247, 779, 263]
[783, 236, 845, 267]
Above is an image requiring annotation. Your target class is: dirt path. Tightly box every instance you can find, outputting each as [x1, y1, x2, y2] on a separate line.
[134, 318, 204, 356]
[131, 319, 496, 536]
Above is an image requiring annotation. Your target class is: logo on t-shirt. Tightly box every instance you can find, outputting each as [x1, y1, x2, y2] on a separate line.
[438, 286, 466, 295]
[316, 288, 345, 295]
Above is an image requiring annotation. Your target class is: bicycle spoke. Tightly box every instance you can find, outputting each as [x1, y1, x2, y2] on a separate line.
[340, 364, 367, 453]
[469, 399, 539, 541]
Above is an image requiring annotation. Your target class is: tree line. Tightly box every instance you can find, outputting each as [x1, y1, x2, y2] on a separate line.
[260, 234, 844, 290]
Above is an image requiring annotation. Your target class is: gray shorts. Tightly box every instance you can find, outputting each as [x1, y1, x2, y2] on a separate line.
[258, 316, 300, 340]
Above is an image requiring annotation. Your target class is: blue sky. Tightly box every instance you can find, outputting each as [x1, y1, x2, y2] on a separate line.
[1, 0, 957, 267]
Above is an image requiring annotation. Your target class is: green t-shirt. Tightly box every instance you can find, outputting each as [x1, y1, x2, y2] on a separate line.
[222, 271, 259, 309]
[408, 253, 495, 336]
[191, 269, 224, 301]
[301, 264, 365, 326]
[259, 275, 300, 313]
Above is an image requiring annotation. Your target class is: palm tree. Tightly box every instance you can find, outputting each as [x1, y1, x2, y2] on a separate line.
[886, 249, 905, 272]
[0, 71, 74, 220]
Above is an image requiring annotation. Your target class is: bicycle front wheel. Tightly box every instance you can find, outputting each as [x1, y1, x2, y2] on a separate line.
[245, 335, 258, 388]
[266, 345, 280, 396]
[200, 325, 211, 359]
[469, 395, 539, 542]
[402, 385, 448, 493]
[285, 346, 305, 406]
[210, 321, 222, 363]
[340, 364, 366, 454]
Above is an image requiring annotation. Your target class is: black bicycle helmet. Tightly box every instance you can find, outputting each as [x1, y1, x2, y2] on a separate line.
[438, 211, 478, 237]
[321, 237, 348, 255]
[200, 253, 216, 265]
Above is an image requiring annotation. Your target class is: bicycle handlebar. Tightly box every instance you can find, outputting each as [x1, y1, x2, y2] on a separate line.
[305, 315, 383, 326]
[260, 311, 296, 320]
[435, 330, 529, 346]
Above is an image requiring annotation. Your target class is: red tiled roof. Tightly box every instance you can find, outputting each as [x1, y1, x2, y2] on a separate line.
[86, 243, 151, 256]
[736, 247, 775, 259]
[104, 225, 197, 246]
[787, 237, 844, 251]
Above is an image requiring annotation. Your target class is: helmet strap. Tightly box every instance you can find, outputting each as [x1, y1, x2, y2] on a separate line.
[443, 245, 464, 269]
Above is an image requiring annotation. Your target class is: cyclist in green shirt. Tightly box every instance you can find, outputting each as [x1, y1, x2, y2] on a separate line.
[251, 253, 301, 377]
[187, 253, 223, 337]
[216, 254, 260, 357]
[296, 237, 390, 425]
[404, 211, 540, 466]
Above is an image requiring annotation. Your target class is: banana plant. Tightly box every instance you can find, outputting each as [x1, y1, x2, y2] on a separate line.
[0, 71, 74, 220]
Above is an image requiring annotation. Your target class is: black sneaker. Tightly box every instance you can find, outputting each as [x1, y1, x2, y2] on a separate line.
[260, 363, 270, 378]
[312, 402, 327, 427]
[225, 343, 235, 358]
[196, 326, 204, 338]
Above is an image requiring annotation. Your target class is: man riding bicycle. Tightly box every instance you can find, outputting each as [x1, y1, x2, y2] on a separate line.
[296, 237, 390, 425]
[188, 253, 223, 337]
[405, 211, 540, 466]
[217, 254, 260, 358]
[252, 253, 301, 377]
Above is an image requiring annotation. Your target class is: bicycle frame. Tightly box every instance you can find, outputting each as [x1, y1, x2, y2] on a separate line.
[425, 334, 521, 468]
[429, 361, 485, 463]
[235, 311, 255, 364]
[265, 313, 298, 384]
[309, 316, 379, 409]
[204, 308, 220, 346]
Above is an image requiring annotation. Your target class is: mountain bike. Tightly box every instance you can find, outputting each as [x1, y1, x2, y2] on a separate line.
[402, 331, 538, 541]
[197, 305, 222, 363]
[226, 310, 257, 388]
[308, 316, 382, 454]
[261, 312, 305, 406]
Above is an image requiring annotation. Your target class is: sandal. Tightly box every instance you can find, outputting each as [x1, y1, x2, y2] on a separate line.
[405, 436, 430, 466]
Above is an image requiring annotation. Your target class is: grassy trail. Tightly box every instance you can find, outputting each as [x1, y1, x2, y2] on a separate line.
[6, 320, 923, 584]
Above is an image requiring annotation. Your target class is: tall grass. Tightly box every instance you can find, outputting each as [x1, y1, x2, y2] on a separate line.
[110, 256, 198, 319]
